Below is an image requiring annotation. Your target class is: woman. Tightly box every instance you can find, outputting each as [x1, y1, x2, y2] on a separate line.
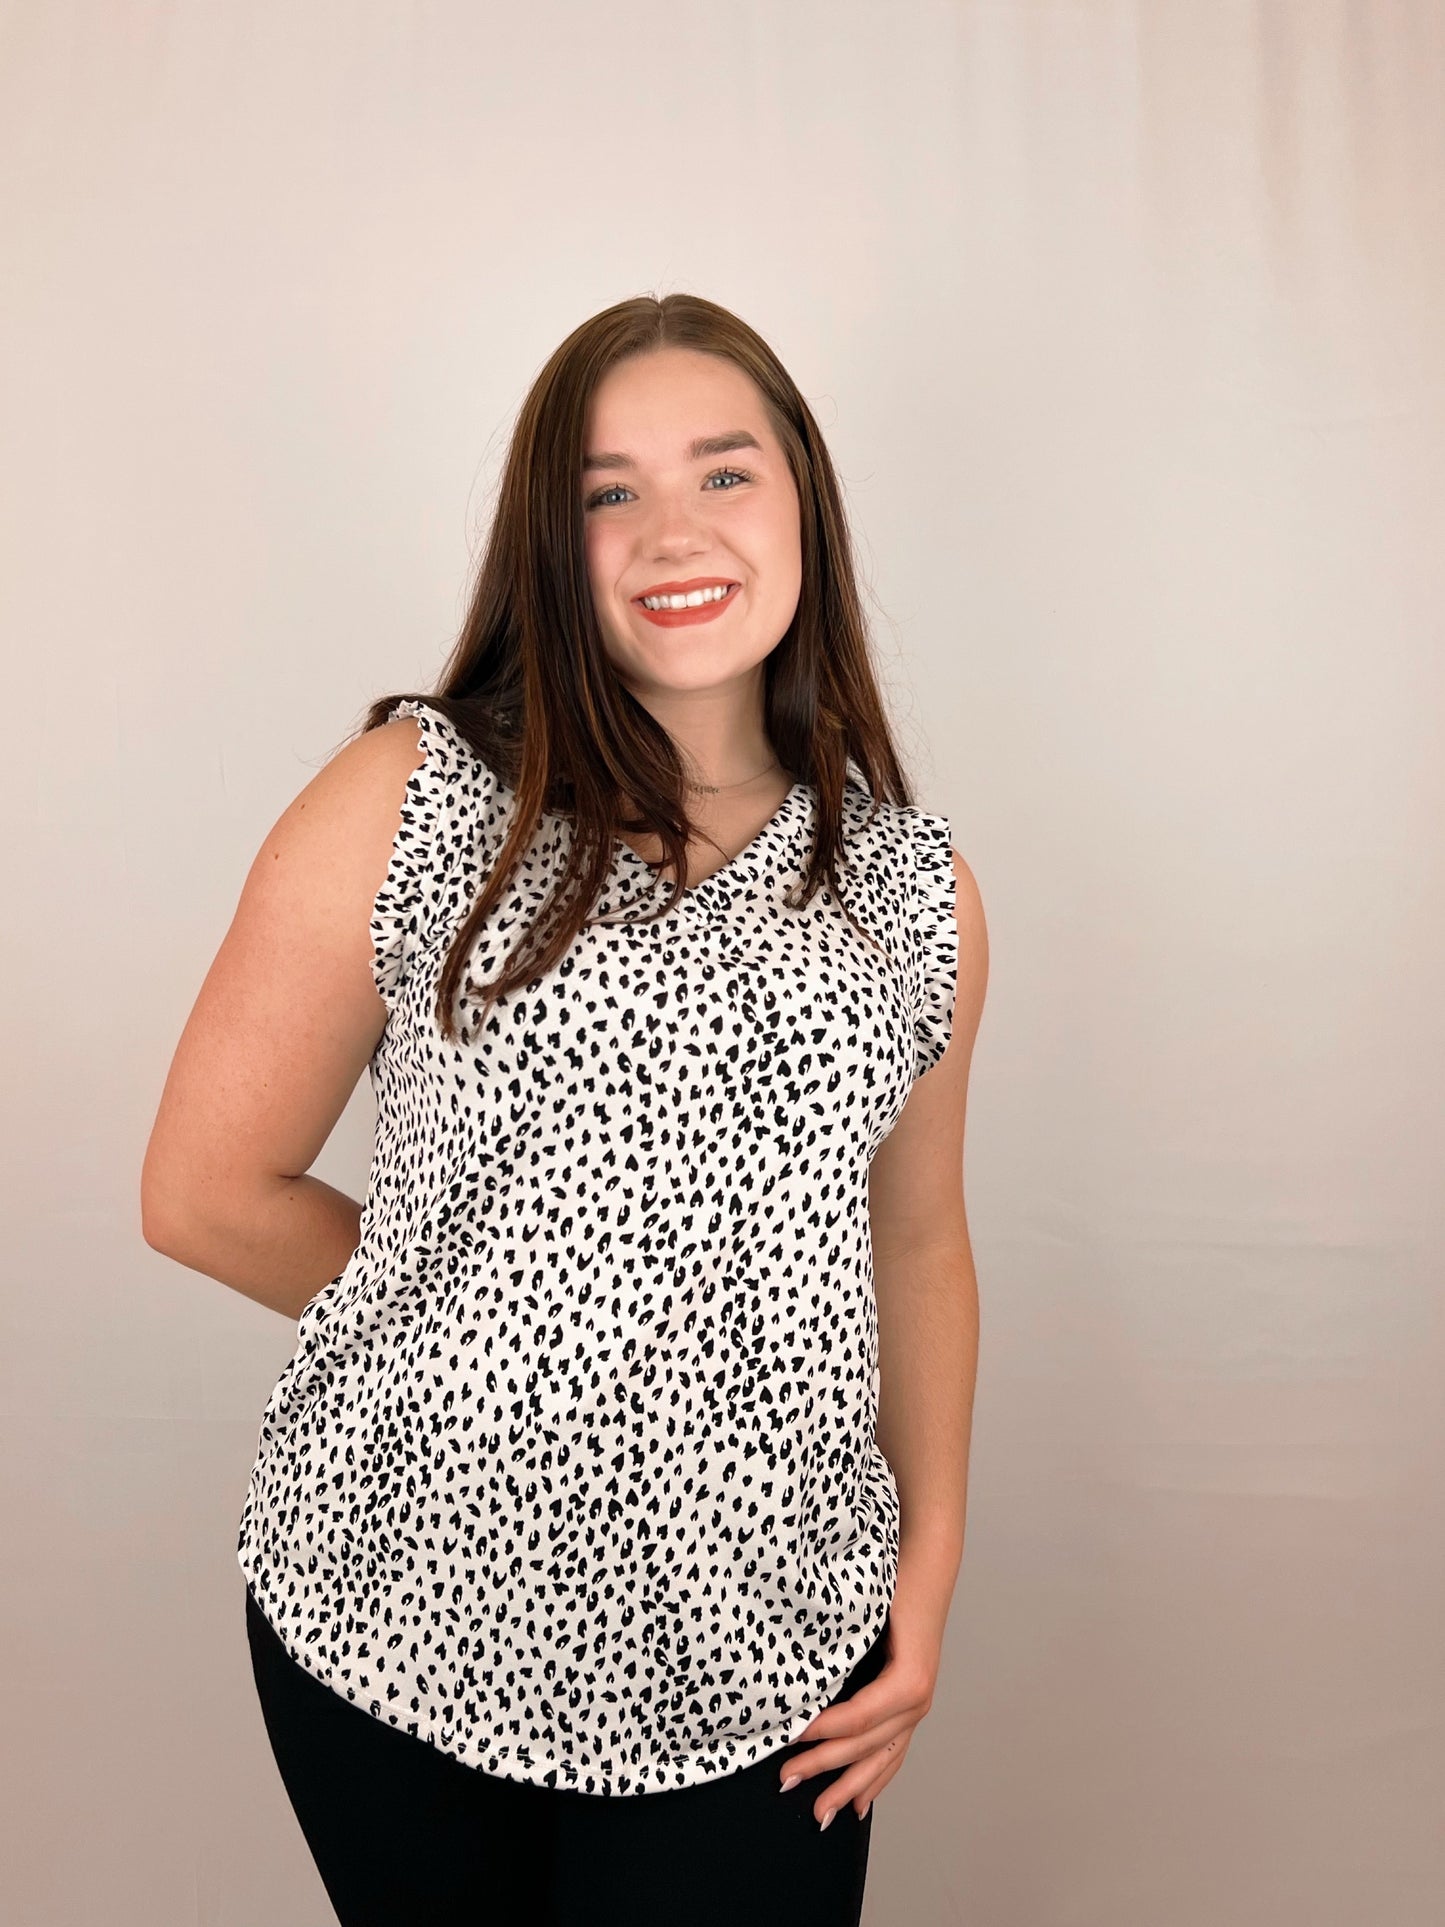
[142, 291, 987, 1926]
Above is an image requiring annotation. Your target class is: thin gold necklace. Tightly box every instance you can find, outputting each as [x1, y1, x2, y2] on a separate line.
[683, 758, 782, 796]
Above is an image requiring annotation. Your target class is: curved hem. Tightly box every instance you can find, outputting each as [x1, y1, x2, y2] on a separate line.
[239, 1544, 893, 1799]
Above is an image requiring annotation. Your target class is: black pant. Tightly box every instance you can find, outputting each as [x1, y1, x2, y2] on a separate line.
[245, 1582, 888, 1926]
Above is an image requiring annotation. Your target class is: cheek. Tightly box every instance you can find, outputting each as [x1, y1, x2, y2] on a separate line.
[751, 501, 802, 586]
[582, 525, 608, 587]
[585, 533, 631, 627]
[754, 531, 803, 617]
[585, 513, 628, 573]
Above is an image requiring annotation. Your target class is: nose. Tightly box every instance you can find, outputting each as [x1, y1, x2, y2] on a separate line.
[639, 486, 716, 556]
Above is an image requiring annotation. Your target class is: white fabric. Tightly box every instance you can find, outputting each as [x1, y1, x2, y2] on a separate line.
[238, 699, 957, 1793]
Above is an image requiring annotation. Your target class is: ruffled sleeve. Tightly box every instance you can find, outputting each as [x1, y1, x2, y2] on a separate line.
[906, 807, 959, 1080]
[368, 698, 495, 1015]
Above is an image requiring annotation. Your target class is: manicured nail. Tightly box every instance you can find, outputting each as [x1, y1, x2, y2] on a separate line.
[860, 1800, 872, 1820]
[779, 1773, 801, 1792]
[818, 1808, 834, 1832]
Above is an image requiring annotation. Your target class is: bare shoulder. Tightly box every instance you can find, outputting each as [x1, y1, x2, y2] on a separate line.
[949, 846, 985, 919]
[948, 845, 989, 1055]
[140, 713, 432, 1245]
[865, 842, 986, 1257]
[231, 710, 441, 994]
[949, 847, 988, 964]
[241, 713, 428, 912]
[307, 712, 428, 810]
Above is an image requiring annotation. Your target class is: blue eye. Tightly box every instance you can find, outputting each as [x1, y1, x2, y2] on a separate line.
[585, 467, 755, 510]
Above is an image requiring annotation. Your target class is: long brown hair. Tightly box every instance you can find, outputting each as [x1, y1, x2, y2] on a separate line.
[359, 291, 927, 1042]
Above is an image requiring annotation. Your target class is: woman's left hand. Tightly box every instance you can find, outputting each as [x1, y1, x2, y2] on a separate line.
[777, 1606, 941, 1828]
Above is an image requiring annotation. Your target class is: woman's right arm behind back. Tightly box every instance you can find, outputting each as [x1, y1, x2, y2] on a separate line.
[139, 713, 427, 1320]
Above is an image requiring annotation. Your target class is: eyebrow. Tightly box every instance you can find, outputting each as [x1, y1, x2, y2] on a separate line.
[581, 430, 763, 475]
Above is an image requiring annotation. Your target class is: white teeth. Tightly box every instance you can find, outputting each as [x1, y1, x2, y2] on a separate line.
[640, 584, 733, 610]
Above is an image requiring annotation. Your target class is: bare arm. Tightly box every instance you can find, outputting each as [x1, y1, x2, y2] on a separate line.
[867, 846, 988, 1656]
[783, 847, 988, 1825]
[139, 715, 428, 1321]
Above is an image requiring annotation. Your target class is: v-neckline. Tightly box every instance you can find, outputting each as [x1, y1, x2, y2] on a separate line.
[611, 778, 810, 911]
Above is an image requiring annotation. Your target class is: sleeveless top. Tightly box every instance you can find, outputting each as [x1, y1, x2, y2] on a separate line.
[237, 698, 958, 1796]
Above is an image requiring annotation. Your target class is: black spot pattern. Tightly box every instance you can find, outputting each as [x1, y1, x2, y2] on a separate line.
[237, 699, 958, 1795]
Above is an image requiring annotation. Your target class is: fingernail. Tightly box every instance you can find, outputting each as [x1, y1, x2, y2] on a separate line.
[818, 1808, 834, 1832]
[779, 1773, 800, 1792]
[860, 1800, 872, 1820]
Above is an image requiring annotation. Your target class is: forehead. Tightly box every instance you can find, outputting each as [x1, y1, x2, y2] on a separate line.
[583, 349, 774, 467]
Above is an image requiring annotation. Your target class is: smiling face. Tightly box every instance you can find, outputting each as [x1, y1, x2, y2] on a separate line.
[581, 346, 803, 706]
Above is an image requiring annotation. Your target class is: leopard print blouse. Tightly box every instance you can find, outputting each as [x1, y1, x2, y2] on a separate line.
[237, 698, 957, 1795]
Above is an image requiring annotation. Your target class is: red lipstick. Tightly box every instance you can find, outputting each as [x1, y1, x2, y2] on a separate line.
[632, 580, 742, 628]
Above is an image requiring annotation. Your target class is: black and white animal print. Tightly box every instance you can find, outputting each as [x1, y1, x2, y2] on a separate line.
[237, 698, 957, 1795]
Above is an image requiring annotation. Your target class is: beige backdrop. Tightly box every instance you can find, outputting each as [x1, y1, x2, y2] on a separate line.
[4, 3, 1442, 1922]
